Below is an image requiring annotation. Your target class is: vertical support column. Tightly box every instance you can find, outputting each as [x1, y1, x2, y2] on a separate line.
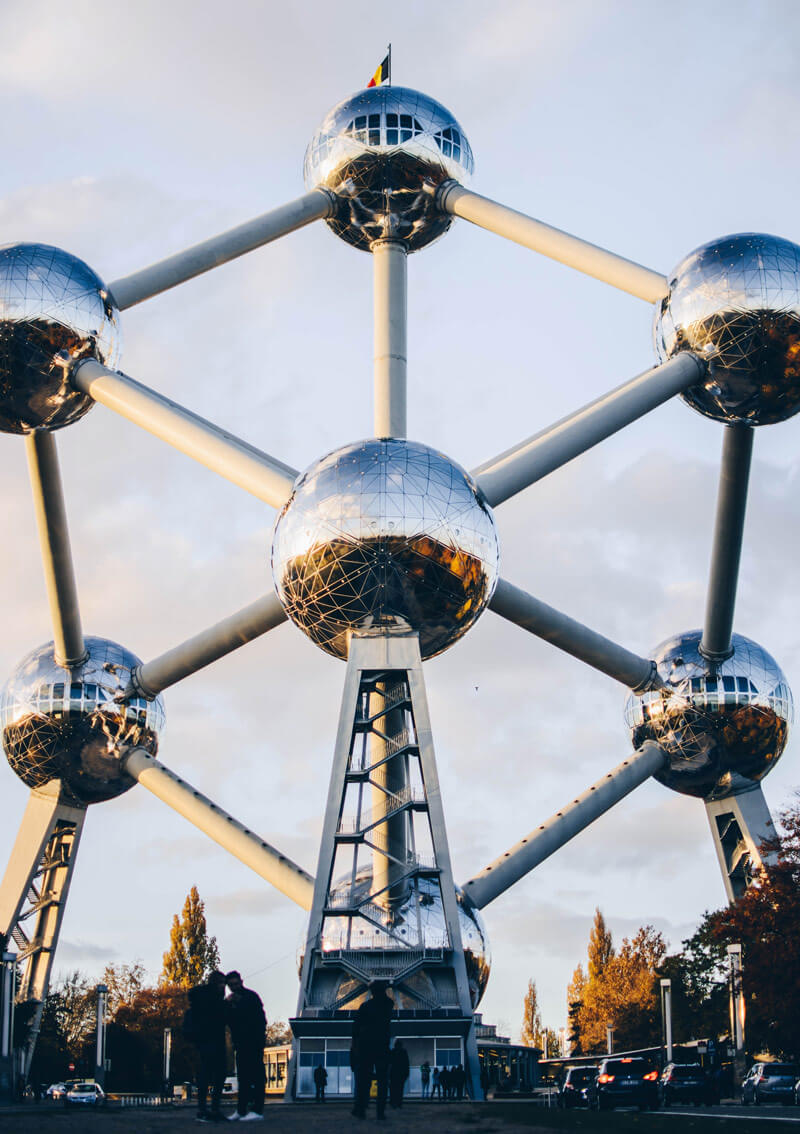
[0, 783, 87, 1077]
[705, 785, 776, 903]
[373, 240, 407, 438]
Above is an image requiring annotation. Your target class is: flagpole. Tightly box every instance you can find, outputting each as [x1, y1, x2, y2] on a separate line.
[388, 43, 392, 85]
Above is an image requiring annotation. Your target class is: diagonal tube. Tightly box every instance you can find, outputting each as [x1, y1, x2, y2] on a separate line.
[373, 240, 408, 438]
[109, 189, 334, 309]
[437, 181, 669, 303]
[473, 352, 705, 507]
[123, 748, 314, 910]
[72, 359, 298, 508]
[489, 577, 659, 691]
[124, 591, 288, 699]
[25, 432, 87, 666]
[699, 425, 754, 662]
[462, 742, 666, 909]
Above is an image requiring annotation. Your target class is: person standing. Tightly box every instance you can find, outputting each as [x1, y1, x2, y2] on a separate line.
[187, 970, 227, 1124]
[420, 1060, 431, 1099]
[431, 1066, 442, 1099]
[350, 980, 394, 1120]
[225, 970, 266, 1123]
[389, 1039, 410, 1108]
[313, 1062, 328, 1102]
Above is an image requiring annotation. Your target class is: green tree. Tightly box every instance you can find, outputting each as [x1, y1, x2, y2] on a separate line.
[103, 961, 146, 1016]
[521, 978, 543, 1047]
[160, 886, 220, 988]
[566, 963, 587, 1055]
[588, 908, 614, 983]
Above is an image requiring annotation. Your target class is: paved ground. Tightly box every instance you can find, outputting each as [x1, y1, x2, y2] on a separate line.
[2, 1101, 800, 1133]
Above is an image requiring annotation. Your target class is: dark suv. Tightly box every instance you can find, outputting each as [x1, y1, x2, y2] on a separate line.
[592, 1057, 659, 1111]
[741, 1062, 799, 1106]
[659, 1062, 712, 1107]
[557, 1066, 596, 1108]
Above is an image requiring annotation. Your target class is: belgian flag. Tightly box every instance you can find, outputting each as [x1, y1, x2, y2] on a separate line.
[367, 51, 390, 88]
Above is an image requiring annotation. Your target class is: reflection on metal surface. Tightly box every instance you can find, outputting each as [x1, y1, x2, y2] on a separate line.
[1, 637, 165, 806]
[624, 630, 792, 800]
[304, 86, 473, 252]
[655, 233, 800, 424]
[0, 244, 121, 434]
[321, 867, 491, 1008]
[271, 439, 499, 660]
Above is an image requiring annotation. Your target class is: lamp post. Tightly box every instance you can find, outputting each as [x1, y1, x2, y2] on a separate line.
[0, 951, 16, 1103]
[727, 944, 745, 1078]
[606, 1023, 615, 1055]
[94, 984, 108, 1089]
[163, 1027, 172, 1101]
[660, 979, 673, 1064]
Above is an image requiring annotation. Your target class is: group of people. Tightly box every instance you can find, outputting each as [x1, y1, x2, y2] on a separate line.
[186, 969, 266, 1124]
[420, 1062, 468, 1100]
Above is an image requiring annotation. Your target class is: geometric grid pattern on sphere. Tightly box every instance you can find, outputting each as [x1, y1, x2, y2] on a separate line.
[0, 637, 165, 806]
[272, 439, 499, 661]
[304, 86, 474, 252]
[655, 233, 800, 425]
[323, 867, 491, 1009]
[0, 243, 120, 434]
[625, 630, 793, 801]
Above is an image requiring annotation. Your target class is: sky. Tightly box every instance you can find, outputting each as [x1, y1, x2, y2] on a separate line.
[1, 0, 800, 1043]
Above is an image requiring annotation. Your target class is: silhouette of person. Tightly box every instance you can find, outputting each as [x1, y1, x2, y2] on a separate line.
[420, 1060, 431, 1099]
[432, 1066, 442, 1099]
[313, 1063, 328, 1102]
[454, 1063, 466, 1100]
[188, 970, 227, 1123]
[350, 980, 394, 1120]
[225, 970, 266, 1121]
[389, 1039, 410, 1108]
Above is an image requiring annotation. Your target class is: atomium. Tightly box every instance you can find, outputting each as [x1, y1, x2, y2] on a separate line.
[304, 86, 473, 252]
[0, 637, 165, 806]
[271, 438, 499, 660]
[321, 867, 490, 1009]
[655, 233, 800, 425]
[624, 630, 793, 801]
[0, 243, 121, 434]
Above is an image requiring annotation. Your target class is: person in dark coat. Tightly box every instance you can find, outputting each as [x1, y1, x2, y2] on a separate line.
[313, 1062, 328, 1101]
[225, 970, 267, 1121]
[389, 1039, 410, 1108]
[350, 980, 394, 1120]
[454, 1063, 466, 1100]
[187, 970, 227, 1123]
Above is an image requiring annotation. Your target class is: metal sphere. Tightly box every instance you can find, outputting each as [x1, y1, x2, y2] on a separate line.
[304, 86, 473, 252]
[0, 243, 121, 434]
[0, 637, 165, 806]
[271, 438, 499, 661]
[624, 630, 792, 800]
[654, 233, 800, 425]
[322, 866, 491, 1009]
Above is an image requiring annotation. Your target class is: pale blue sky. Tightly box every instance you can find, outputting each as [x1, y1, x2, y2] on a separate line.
[1, 0, 799, 1040]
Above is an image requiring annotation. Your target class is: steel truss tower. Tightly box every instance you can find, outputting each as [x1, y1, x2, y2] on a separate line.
[293, 629, 482, 1099]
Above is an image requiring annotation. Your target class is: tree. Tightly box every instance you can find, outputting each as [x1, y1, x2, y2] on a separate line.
[266, 1020, 293, 1046]
[588, 908, 614, 983]
[103, 961, 146, 1016]
[521, 979, 543, 1048]
[161, 886, 220, 988]
[567, 963, 587, 1055]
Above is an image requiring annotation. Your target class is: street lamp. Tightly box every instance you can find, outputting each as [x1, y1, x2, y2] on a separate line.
[727, 944, 745, 1059]
[660, 978, 673, 1063]
[94, 984, 108, 1089]
[606, 1023, 615, 1055]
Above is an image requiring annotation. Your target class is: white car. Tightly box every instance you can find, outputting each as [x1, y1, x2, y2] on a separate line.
[65, 1081, 106, 1106]
[46, 1082, 67, 1099]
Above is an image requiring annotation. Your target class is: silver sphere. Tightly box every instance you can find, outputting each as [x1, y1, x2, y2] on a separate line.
[0, 637, 165, 806]
[0, 243, 121, 434]
[271, 438, 499, 660]
[655, 233, 800, 425]
[321, 866, 491, 1009]
[624, 630, 792, 800]
[304, 86, 473, 252]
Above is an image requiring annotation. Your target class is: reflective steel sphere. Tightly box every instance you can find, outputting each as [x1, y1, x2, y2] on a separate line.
[624, 630, 792, 800]
[0, 243, 121, 434]
[272, 439, 499, 660]
[322, 867, 491, 1008]
[655, 233, 800, 424]
[304, 86, 473, 252]
[1, 637, 165, 806]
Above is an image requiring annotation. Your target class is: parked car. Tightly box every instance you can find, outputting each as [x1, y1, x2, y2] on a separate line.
[46, 1082, 67, 1100]
[64, 1082, 106, 1107]
[590, 1057, 659, 1111]
[659, 1062, 712, 1107]
[558, 1065, 596, 1108]
[741, 1062, 799, 1106]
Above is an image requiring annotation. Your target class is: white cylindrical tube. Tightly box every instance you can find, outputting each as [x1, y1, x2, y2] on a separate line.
[373, 240, 408, 438]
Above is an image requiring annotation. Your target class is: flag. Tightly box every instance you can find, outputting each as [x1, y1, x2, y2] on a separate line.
[367, 52, 390, 88]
